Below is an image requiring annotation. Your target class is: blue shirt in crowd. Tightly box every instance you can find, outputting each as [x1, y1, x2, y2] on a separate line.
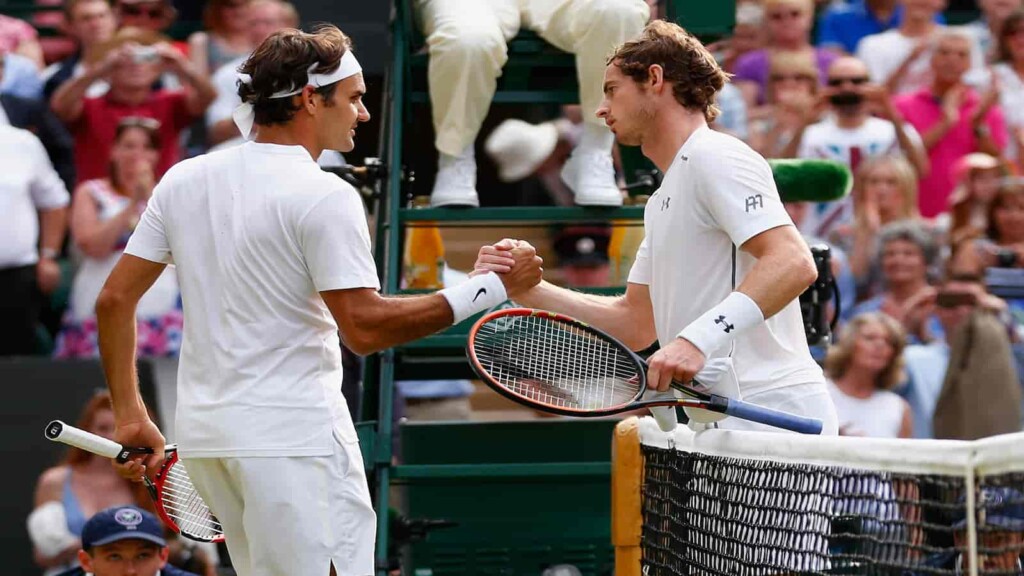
[816, 0, 945, 54]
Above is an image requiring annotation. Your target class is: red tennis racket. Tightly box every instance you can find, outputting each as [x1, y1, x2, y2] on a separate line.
[45, 420, 224, 543]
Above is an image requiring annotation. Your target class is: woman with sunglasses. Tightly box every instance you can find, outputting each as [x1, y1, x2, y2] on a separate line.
[54, 119, 182, 413]
[732, 0, 838, 109]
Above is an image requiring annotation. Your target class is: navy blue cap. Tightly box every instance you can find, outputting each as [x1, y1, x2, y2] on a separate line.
[81, 506, 167, 549]
[954, 487, 1024, 530]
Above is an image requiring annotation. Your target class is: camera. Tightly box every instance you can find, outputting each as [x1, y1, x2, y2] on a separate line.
[996, 247, 1019, 268]
[131, 45, 160, 64]
[799, 244, 839, 346]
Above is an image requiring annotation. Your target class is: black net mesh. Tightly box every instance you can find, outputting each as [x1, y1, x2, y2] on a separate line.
[640, 444, 1024, 576]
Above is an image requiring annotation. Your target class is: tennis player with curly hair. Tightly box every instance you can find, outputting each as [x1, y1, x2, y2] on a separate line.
[475, 20, 839, 436]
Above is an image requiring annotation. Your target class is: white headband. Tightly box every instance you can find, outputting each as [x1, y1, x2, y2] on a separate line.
[232, 50, 362, 139]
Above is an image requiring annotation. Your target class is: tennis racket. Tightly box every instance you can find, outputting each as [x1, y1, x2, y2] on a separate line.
[466, 308, 824, 435]
[44, 420, 224, 543]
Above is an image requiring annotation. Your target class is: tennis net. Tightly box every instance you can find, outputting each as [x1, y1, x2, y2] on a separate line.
[611, 417, 1024, 576]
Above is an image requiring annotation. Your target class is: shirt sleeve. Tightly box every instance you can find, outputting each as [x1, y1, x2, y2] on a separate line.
[696, 143, 793, 248]
[124, 180, 173, 264]
[299, 182, 381, 292]
[26, 133, 70, 210]
[626, 235, 651, 286]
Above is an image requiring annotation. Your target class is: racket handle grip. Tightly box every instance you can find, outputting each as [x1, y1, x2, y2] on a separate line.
[45, 420, 124, 459]
[719, 398, 824, 435]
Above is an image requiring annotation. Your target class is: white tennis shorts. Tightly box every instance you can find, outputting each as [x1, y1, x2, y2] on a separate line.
[183, 431, 376, 576]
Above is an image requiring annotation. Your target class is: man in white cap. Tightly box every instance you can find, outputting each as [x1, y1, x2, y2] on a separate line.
[416, 0, 650, 207]
[94, 25, 542, 576]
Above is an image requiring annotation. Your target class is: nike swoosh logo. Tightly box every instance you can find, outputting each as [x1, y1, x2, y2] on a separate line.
[473, 288, 487, 302]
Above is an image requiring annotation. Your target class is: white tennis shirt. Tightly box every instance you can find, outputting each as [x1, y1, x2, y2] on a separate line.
[125, 142, 380, 457]
[628, 126, 823, 396]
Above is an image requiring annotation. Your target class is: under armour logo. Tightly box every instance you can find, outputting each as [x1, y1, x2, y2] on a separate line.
[745, 194, 763, 213]
[714, 315, 735, 333]
[661, 196, 671, 211]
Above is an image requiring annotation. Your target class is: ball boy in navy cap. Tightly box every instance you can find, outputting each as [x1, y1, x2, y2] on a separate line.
[55, 505, 199, 576]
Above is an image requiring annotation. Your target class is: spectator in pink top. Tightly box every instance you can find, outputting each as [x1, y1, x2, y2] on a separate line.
[894, 30, 1007, 218]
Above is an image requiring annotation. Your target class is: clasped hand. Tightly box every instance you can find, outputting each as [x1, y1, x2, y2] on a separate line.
[472, 238, 543, 297]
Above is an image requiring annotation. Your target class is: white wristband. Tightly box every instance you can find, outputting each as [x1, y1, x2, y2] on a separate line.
[439, 272, 507, 325]
[677, 291, 764, 358]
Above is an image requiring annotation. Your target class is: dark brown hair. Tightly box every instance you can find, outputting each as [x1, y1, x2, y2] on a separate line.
[237, 24, 350, 127]
[997, 10, 1024, 64]
[607, 20, 729, 123]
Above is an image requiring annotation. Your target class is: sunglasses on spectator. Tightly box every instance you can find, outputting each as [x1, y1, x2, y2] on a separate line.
[119, 116, 162, 131]
[827, 76, 870, 87]
[121, 4, 165, 18]
[770, 73, 816, 82]
[768, 10, 803, 20]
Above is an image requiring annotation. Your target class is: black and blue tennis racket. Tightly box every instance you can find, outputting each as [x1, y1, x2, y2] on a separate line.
[466, 308, 823, 435]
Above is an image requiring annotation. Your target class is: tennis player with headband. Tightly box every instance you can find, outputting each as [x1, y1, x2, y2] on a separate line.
[475, 20, 839, 435]
[94, 25, 542, 576]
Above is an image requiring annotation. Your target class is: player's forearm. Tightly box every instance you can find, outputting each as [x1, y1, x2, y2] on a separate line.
[96, 291, 147, 423]
[343, 293, 456, 356]
[737, 249, 817, 319]
[514, 281, 655, 350]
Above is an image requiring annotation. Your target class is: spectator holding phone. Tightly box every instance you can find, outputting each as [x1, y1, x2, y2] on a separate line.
[900, 258, 1021, 439]
[50, 27, 215, 185]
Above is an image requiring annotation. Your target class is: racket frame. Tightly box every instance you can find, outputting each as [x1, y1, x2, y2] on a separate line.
[45, 420, 225, 543]
[467, 308, 824, 435]
[467, 308, 710, 417]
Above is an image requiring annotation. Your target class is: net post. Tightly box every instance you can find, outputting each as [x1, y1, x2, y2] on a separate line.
[965, 459, 978, 576]
[612, 416, 643, 576]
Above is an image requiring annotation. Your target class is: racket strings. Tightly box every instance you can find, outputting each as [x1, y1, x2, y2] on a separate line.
[160, 462, 223, 541]
[474, 315, 642, 410]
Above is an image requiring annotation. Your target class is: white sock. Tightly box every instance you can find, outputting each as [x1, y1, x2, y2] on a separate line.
[578, 122, 614, 153]
[440, 144, 475, 168]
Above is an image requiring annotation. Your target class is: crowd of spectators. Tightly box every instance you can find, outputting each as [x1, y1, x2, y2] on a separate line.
[5, 0, 1024, 572]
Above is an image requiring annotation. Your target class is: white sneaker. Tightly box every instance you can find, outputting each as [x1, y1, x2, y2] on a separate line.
[430, 153, 480, 208]
[560, 149, 624, 207]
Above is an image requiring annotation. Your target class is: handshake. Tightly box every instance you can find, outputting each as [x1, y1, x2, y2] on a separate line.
[470, 238, 544, 298]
